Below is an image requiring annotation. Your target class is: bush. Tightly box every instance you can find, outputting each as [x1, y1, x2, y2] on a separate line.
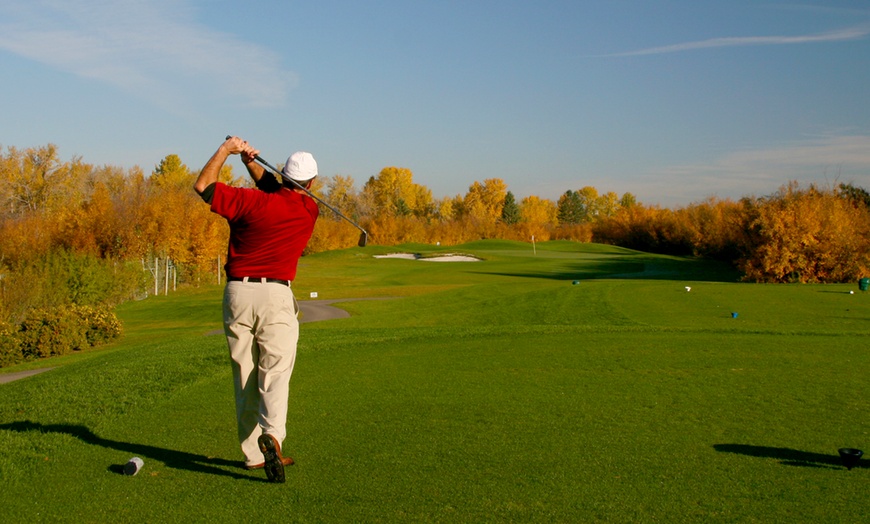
[14, 305, 122, 362]
[0, 321, 22, 367]
[19, 307, 88, 359]
[0, 251, 148, 325]
[73, 304, 123, 346]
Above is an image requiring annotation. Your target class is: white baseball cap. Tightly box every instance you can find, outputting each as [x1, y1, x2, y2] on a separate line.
[281, 151, 318, 182]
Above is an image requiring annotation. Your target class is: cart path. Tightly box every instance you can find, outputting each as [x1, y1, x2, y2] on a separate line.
[298, 297, 394, 322]
[0, 368, 55, 384]
[204, 297, 394, 336]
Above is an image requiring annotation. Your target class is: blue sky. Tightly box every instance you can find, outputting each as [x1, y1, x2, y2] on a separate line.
[1, 1, 869, 207]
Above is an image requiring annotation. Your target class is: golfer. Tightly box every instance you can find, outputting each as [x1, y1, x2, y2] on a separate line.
[194, 136, 319, 483]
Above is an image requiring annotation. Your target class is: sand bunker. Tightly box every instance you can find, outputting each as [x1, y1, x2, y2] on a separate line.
[374, 253, 419, 260]
[374, 253, 481, 262]
[420, 255, 481, 262]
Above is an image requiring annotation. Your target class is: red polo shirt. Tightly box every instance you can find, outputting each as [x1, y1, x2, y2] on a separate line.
[211, 183, 319, 281]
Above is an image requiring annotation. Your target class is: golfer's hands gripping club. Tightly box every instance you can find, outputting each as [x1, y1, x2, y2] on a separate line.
[223, 135, 259, 162]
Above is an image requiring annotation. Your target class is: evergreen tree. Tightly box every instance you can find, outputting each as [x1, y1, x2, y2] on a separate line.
[839, 183, 870, 209]
[501, 191, 520, 225]
[619, 192, 638, 208]
[557, 190, 583, 224]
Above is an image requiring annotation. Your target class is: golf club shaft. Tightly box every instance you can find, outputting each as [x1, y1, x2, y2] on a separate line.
[225, 136, 369, 243]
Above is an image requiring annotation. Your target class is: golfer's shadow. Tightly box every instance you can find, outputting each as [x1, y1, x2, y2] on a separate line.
[714, 444, 865, 469]
[0, 420, 267, 482]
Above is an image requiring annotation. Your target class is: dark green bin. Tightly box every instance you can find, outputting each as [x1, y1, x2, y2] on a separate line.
[860, 278, 870, 292]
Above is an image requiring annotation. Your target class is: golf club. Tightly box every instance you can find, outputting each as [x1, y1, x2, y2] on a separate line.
[226, 136, 368, 247]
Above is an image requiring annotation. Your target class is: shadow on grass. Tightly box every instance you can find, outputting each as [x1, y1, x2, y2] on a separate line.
[475, 257, 740, 283]
[714, 444, 866, 470]
[0, 420, 268, 482]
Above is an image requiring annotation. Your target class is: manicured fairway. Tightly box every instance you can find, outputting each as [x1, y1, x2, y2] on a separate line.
[0, 241, 867, 522]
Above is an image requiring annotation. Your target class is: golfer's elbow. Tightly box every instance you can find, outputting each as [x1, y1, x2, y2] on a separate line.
[195, 181, 217, 204]
[194, 175, 214, 195]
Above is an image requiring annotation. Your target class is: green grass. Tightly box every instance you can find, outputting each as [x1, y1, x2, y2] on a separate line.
[1, 241, 868, 522]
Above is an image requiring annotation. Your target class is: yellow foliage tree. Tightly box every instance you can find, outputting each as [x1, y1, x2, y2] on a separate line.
[364, 167, 431, 217]
[152, 154, 193, 190]
[518, 195, 558, 241]
[325, 174, 359, 218]
[597, 191, 620, 218]
[462, 178, 507, 225]
[0, 144, 88, 217]
[435, 196, 456, 221]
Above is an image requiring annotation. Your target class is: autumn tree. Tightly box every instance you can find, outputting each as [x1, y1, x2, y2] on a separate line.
[60, 181, 118, 257]
[462, 178, 507, 225]
[518, 195, 558, 241]
[739, 182, 870, 283]
[678, 197, 747, 261]
[413, 183, 436, 218]
[576, 186, 600, 221]
[0, 144, 89, 217]
[324, 175, 360, 219]
[363, 167, 432, 218]
[435, 196, 457, 222]
[152, 154, 193, 190]
[597, 191, 620, 218]
[593, 204, 694, 255]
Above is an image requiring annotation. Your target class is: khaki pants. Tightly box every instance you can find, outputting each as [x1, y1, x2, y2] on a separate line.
[223, 281, 299, 466]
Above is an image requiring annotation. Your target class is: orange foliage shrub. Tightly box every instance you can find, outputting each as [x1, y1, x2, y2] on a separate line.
[594, 205, 693, 255]
[423, 218, 481, 246]
[551, 223, 594, 242]
[738, 183, 870, 283]
[677, 198, 748, 260]
[365, 215, 428, 246]
[307, 218, 366, 253]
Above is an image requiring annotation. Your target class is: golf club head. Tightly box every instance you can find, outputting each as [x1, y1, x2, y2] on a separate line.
[358, 231, 368, 247]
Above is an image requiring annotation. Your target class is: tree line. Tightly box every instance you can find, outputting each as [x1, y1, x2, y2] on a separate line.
[1, 143, 869, 363]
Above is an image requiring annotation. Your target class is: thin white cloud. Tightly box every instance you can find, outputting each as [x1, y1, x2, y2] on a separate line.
[0, 0, 295, 112]
[607, 26, 869, 57]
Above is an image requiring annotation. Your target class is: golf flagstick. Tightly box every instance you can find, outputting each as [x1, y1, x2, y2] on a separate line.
[227, 136, 368, 247]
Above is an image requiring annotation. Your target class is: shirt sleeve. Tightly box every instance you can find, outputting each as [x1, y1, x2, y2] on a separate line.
[256, 174, 282, 193]
[198, 182, 216, 204]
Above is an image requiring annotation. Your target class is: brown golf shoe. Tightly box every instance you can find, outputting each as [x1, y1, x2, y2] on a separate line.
[244, 456, 294, 470]
[257, 433, 287, 483]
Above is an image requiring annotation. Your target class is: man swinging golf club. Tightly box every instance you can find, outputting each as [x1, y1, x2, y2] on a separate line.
[194, 136, 319, 483]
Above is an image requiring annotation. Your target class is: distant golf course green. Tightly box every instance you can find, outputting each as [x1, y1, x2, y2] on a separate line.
[1, 240, 867, 522]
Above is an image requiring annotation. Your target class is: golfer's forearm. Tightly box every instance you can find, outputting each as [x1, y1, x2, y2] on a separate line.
[244, 161, 266, 182]
[194, 145, 230, 194]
